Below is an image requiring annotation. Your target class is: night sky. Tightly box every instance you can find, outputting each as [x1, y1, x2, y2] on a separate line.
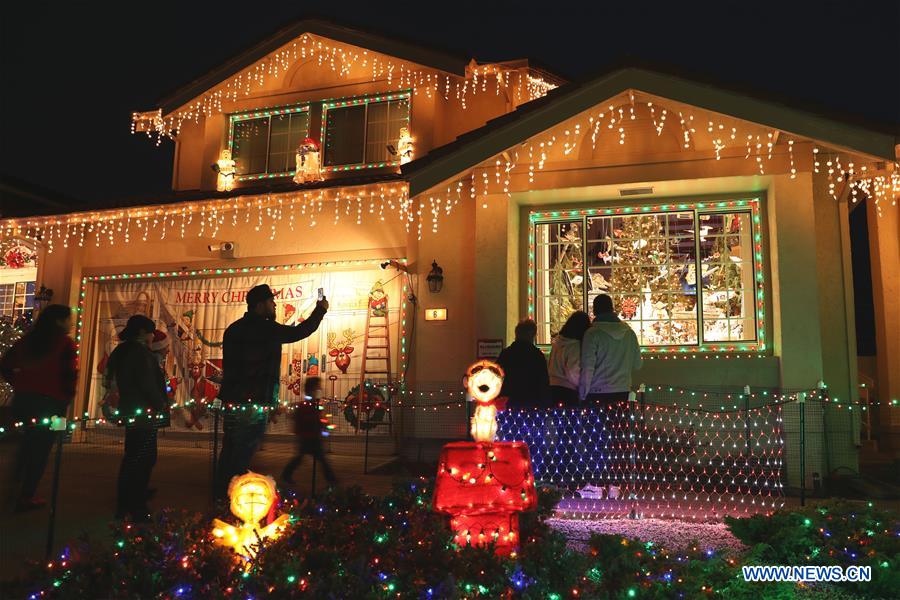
[2, 0, 898, 204]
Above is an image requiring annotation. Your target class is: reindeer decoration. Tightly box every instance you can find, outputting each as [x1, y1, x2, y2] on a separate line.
[327, 328, 355, 374]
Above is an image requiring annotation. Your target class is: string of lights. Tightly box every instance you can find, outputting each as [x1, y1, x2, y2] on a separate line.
[4, 95, 897, 249]
[131, 33, 558, 141]
[4, 383, 888, 437]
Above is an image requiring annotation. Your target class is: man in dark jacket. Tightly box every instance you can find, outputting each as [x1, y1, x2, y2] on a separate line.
[214, 284, 328, 501]
[496, 319, 550, 408]
[105, 314, 170, 522]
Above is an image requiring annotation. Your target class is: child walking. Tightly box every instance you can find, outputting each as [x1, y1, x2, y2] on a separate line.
[281, 377, 337, 487]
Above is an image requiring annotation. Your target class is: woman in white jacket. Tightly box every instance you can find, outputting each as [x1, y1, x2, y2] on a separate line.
[548, 311, 591, 407]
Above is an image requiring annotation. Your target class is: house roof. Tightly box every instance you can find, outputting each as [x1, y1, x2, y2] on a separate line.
[402, 65, 900, 196]
[0, 175, 88, 218]
[155, 18, 478, 115]
[81, 172, 406, 212]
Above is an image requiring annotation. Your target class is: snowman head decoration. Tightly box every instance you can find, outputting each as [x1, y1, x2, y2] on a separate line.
[464, 360, 505, 405]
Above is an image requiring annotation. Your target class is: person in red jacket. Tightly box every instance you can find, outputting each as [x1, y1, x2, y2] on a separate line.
[0, 305, 76, 512]
[281, 377, 337, 487]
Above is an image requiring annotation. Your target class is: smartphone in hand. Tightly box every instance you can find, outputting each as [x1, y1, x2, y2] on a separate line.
[317, 287, 324, 301]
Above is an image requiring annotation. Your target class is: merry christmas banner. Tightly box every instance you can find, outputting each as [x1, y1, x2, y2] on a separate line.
[86, 268, 403, 424]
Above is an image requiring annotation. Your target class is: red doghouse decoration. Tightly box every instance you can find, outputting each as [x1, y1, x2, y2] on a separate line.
[433, 360, 536, 556]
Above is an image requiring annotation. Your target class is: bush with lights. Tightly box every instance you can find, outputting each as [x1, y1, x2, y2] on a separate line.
[5, 484, 897, 599]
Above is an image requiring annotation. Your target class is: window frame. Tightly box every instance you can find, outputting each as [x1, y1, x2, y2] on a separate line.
[0, 281, 35, 319]
[227, 103, 311, 182]
[319, 90, 411, 172]
[527, 195, 768, 356]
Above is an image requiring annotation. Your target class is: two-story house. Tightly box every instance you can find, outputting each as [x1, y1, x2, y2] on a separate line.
[3, 19, 898, 484]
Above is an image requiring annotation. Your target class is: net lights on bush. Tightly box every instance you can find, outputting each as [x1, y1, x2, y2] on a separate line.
[496, 397, 785, 522]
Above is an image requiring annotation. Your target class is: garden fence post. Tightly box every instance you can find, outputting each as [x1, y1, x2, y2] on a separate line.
[798, 391, 806, 507]
[743, 385, 751, 458]
[628, 390, 638, 500]
[45, 416, 66, 561]
[364, 420, 370, 474]
[211, 399, 221, 504]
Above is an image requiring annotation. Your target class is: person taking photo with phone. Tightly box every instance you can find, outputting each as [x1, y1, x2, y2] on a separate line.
[214, 284, 328, 503]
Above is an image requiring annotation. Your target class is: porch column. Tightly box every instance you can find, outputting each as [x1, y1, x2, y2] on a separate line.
[867, 197, 900, 451]
[769, 174, 829, 489]
[474, 193, 517, 346]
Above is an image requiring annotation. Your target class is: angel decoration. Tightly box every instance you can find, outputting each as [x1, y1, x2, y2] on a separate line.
[212, 472, 290, 568]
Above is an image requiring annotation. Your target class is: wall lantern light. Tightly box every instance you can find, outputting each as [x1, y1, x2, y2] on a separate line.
[426, 260, 444, 293]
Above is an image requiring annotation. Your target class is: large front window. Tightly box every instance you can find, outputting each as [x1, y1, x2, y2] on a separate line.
[529, 198, 764, 351]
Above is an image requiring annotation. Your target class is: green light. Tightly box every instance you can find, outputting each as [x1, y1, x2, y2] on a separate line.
[287, 575, 296, 583]
[387, 583, 395, 592]
[117, 540, 124, 548]
[803, 518, 812, 526]
[627, 588, 637, 597]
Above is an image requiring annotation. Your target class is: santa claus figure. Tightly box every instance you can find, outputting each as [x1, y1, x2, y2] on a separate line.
[293, 138, 323, 184]
[213, 149, 236, 192]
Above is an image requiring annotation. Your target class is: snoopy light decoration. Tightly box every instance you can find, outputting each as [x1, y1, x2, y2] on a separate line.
[212, 471, 290, 568]
[433, 360, 537, 556]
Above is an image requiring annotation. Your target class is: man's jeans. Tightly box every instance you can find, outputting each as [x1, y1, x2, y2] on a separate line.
[215, 413, 267, 502]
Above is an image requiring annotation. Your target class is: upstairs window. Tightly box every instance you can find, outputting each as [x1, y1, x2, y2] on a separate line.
[229, 106, 310, 177]
[322, 92, 410, 170]
[529, 198, 765, 353]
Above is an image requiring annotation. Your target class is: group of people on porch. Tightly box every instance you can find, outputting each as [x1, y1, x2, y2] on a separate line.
[1, 283, 640, 521]
[498, 294, 642, 409]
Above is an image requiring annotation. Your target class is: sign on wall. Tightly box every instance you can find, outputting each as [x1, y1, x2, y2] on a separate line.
[477, 339, 504, 359]
[87, 268, 403, 420]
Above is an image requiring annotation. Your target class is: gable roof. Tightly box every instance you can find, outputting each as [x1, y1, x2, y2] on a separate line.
[403, 66, 900, 196]
[0, 175, 87, 218]
[155, 18, 475, 115]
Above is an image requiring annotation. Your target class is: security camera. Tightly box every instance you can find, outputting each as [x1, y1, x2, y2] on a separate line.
[208, 241, 236, 258]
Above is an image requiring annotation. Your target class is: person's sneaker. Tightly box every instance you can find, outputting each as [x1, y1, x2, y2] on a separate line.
[14, 497, 47, 512]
